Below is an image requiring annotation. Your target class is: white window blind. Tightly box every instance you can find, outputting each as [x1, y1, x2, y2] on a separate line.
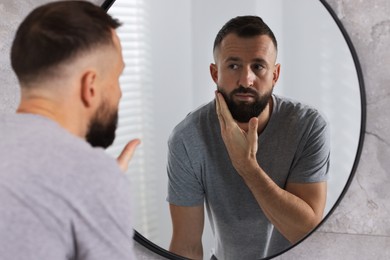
[105, 0, 159, 241]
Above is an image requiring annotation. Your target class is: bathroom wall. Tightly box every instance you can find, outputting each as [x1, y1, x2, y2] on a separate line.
[278, 0, 390, 259]
[1, 0, 389, 259]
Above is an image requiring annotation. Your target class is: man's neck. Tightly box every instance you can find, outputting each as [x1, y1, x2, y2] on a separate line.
[17, 99, 58, 121]
[17, 97, 86, 139]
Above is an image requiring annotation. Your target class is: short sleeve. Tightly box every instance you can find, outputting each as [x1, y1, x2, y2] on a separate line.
[166, 131, 205, 206]
[288, 115, 330, 183]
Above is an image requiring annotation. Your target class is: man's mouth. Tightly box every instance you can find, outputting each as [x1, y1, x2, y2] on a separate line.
[234, 93, 255, 102]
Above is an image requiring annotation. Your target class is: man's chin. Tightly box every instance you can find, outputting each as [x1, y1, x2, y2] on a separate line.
[232, 114, 258, 123]
[85, 122, 117, 148]
[86, 136, 115, 148]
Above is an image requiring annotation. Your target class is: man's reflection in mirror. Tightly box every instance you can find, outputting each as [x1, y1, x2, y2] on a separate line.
[167, 16, 330, 260]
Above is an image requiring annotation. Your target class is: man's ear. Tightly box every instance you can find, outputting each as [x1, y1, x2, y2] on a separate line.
[273, 63, 281, 85]
[210, 63, 218, 84]
[80, 70, 97, 108]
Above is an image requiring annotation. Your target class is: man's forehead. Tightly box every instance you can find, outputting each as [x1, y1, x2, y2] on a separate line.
[215, 33, 277, 61]
[221, 33, 274, 48]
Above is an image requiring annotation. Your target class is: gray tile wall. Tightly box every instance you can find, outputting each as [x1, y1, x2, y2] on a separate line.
[278, 0, 390, 259]
[1, 0, 389, 259]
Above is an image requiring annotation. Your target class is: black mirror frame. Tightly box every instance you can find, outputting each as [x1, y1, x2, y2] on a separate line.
[101, 0, 366, 259]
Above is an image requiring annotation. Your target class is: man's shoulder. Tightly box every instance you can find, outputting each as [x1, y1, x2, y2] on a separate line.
[274, 95, 327, 125]
[275, 95, 320, 113]
[167, 100, 218, 152]
[171, 101, 215, 134]
[0, 113, 120, 177]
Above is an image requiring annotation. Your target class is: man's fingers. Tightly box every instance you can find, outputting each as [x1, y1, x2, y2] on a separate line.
[248, 117, 259, 154]
[117, 139, 141, 172]
[216, 92, 235, 123]
[215, 91, 225, 129]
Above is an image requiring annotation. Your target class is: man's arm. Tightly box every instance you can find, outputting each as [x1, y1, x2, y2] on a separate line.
[215, 92, 327, 243]
[241, 168, 326, 243]
[169, 204, 204, 260]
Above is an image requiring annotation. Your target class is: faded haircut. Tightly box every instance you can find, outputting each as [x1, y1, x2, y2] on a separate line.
[11, 0, 121, 86]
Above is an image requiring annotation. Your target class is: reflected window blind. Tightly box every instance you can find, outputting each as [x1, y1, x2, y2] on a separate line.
[106, 0, 158, 240]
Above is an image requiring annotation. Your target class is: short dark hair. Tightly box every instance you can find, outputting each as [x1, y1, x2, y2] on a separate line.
[213, 15, 277, 53]
[11, 0, 122, 86]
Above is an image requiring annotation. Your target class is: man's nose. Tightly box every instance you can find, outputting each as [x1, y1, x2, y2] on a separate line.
[238, 66, 255, 88]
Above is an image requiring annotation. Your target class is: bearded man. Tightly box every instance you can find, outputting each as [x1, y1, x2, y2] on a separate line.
[167, 15, 330, 260]
[0, 1, 139, 259]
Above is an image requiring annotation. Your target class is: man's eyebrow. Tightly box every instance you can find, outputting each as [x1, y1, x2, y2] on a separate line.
[224, 56, 241, 63]
[223, 57, 268, 64]
[252, 58, 268, 64]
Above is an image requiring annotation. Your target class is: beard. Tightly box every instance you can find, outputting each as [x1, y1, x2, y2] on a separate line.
[217, 85, 273, 123]
[86, 101, 118, 149]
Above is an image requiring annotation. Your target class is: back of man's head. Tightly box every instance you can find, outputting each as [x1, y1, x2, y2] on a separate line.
[11, 0, 121, 87]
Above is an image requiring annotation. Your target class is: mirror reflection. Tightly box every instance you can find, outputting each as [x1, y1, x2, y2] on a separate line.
[105, 0, 361, 259]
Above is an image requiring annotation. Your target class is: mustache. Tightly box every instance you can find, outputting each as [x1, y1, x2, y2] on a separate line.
[231, 86, 259, 96]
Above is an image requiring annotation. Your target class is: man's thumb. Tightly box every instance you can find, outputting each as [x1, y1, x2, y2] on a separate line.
[117, 139, 141, 172]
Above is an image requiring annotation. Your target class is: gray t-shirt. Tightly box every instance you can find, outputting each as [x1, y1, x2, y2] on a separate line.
[0, 114, 135, 260]
[167, 95, 330, 260]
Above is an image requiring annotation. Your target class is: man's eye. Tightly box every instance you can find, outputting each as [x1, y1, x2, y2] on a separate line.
[253, 64, 265, 70]
[228, 64, 239, 70]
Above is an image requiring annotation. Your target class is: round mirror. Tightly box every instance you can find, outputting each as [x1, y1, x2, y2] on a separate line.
[102, 0, 365, 259]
